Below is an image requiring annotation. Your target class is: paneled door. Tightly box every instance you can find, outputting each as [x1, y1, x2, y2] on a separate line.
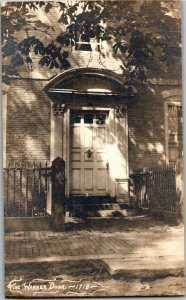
[70, 110, 109, 196]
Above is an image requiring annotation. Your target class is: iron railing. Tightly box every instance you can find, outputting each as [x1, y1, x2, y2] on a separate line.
[130, 165, 177, 213]
[3, 162, 51, 217]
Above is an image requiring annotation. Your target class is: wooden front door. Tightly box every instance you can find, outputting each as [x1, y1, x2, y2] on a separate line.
[70, 110, 109, 196]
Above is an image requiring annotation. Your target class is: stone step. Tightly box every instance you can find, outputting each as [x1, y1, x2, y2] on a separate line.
[67, 203, 135, 212]
[66, 196, 116, 205]
[69, 208, 142, 218]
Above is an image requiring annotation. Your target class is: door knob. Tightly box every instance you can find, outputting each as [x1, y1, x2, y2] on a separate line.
[87, 149, 92, 158]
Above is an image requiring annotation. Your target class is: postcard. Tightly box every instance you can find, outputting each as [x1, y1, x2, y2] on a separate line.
[2, 0, 184, 297]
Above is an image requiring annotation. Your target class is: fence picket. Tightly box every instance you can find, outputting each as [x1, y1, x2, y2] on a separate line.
[45, 162, 48, 217]
[130, 165, 177, 214]
[32, 163, 34, 217]
[4, 162, 55, 218]
[38, 163, 41, 217]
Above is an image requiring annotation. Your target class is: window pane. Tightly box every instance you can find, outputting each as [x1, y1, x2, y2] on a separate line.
[177, 106, 182, 118]
[70, 112, 81, 124]
[84, 113, 93, 124]
[168, 133, 176, 143]
[168, 105, 177, 117]
[96, 113, 106, 124]
[167, 104, 183, 163]
[169, 146, 178, 161]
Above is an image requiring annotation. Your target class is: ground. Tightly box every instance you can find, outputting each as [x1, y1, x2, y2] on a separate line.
[5, 215, 185, 297]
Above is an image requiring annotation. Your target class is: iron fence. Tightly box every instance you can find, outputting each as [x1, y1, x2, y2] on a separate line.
[130, 165, 177, 213]
[3, 162, 51, 217]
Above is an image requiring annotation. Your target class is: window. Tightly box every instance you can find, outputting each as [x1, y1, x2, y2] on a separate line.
[95, 113, 106, 124]
[70, 110, 108, 125]
[167, 104, 183, 164]
[84, 113, 93, 124]
[75, 38, 101, 52]
[70, 111, 81, 124]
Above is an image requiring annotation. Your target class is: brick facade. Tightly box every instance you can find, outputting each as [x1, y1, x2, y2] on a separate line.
[4, 2, 182, 173]
[6, 80, 51, 164]
[5, 74, 182, 171]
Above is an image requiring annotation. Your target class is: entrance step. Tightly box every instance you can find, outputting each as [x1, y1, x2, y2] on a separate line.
[69, 209, 140, 218]
[66, 197, 141, 219]
[68, 204, 142, 218]
[66, 196, 116, 205]
[68, 203, 135, 211]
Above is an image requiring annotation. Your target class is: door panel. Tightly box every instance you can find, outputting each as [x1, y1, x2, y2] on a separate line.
[96, 168, 107, 190]
[72, 151, 81, 162]
[84, 169, 94, 191]
[84, 127, 93, 148]
[96, 127, 106, 148]
[70, 110, 109, 196]
[96, 151, 105, 162]
[72, 126, 81, 148]
[71, 169, 81, 191]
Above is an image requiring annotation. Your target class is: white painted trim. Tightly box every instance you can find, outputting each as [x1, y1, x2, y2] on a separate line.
[114, 104, 129, 202]
[52, 105, 129, 200]
[50, 105, 63, 161]
[115, 178, 129, 202]
[164, 99, 182, 164]
[64, 110, 70, 197]
[2, 93, 7, 168]
[50, 103, 55, 162]
[125, 106, 129, 177]
[108, 108, 116, 197]
[49, 104, 64, 212]
[162, 89, 182, 99]
[80, 107, 111, 111]
[164, 101, 169, 164]
[62, 112, 67, 195]
[2, 84, 10, 168]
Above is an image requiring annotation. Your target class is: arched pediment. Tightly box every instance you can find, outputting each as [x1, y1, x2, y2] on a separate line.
[44, 68, 136, 105]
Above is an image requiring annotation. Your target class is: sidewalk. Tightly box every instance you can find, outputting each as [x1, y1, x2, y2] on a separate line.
[5, 215, 185, 296]
[5, 215, 184, 264]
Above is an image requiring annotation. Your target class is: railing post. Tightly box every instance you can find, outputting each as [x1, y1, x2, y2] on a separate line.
[51, 157, 66, 231]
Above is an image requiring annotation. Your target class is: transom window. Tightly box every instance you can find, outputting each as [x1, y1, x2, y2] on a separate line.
[70, 110, 107, 125]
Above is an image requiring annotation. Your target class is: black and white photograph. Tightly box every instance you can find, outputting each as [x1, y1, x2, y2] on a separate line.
[2, 0, 185, 297]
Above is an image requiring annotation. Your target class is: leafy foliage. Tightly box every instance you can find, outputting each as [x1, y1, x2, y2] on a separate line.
[2, 0, 181, 84]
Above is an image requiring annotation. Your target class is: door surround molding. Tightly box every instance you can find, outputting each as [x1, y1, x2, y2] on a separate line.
[50, 103, 129, 201]
[47, 68, 132, 201]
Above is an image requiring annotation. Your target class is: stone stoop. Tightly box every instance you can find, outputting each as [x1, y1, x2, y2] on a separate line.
[67, 203, 143, 218]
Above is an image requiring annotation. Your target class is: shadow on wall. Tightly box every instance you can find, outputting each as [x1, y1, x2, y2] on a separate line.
[7, 79, 51, 164]
[6, 77, 173, 168]
[128, 83, 167, 171]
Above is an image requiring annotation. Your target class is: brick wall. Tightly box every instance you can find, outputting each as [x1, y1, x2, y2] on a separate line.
[128, 85, 166, 171]
[6, 80, 51, 165]
[6, 76, 181, 170]
[4, 5, 182, 169]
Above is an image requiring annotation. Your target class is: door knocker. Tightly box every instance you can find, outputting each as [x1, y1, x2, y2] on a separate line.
[87, 149, 92, 158]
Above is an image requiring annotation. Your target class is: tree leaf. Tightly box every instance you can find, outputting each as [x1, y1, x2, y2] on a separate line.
[25, 56, 32, 64]
[45, 2, 53, 13]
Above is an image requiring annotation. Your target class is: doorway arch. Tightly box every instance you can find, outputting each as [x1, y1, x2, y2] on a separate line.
[45, 68, 135, 201]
